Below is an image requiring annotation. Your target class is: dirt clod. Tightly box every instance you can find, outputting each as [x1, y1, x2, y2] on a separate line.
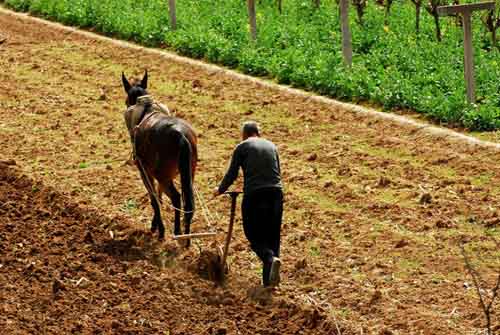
[378, 176, 391, 187]
[295, 258, 307, 270]
[215, 328, 227, 335]
[484, 217, 500, 228]
[419, 192, 432, 204]
[247, 286, 273, 305]
[337, 165, 351, 176]
[196, 250, 225, 282]
[307, 153, 318, 161]
[394, 239, 409, 248]
[83, 231, 94, 244]
[369, 290, 383, 306]
[323, 181, 334, 188]
[52, 278, 65, 295]
[435, 220, 454, 229]
[192, 79, 202, 89]
[0, 159, 16, 166]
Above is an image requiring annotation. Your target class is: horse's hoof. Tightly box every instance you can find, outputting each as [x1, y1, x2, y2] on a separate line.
[151, 225, 158, 233]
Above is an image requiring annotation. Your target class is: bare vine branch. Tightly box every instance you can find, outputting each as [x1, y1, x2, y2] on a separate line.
[460, 242, 500, 335]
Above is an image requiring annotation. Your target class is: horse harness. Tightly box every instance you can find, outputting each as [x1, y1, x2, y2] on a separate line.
[124, 95, 172, 153]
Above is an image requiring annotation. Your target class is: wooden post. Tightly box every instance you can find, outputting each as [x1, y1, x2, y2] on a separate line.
[340, 0, 353, 67]
[169, 0, 177, 31]
[437, 2, 495, 103]
[247, 0, 257, 41]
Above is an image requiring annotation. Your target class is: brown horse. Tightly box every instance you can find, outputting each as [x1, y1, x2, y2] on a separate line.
[122, 71, 197, 244]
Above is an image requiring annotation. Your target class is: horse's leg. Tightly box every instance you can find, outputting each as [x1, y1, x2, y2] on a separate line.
[152, 183, 165, 235]
[181, 188, 194, 237]
[138, 167, 163, 238]
[164, 181, 181, 236]
[179, 136, 195, 247]
[150, 193, 163, 238]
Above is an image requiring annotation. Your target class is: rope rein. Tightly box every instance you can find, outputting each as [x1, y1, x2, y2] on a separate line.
[194, 186, 216, 228]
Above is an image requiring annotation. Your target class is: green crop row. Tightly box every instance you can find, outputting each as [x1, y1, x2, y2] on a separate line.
[3, 0, 500, 130]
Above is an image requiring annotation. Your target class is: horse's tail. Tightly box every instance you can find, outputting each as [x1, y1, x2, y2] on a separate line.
[179, 133, 195, 236]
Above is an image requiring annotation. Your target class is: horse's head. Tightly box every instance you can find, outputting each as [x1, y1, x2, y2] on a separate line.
[122, 70, 148, 107]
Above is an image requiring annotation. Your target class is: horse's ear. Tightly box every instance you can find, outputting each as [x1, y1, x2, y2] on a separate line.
[122, 72, 132, 93]
[141, 70, 148, 89]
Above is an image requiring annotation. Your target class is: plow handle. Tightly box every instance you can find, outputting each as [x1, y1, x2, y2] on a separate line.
[221, 191, 241, 270]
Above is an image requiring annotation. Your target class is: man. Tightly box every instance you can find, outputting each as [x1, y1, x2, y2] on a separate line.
[214, 121, 283, 287]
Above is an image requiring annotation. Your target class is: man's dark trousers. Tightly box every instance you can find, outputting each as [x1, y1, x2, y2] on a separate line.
[241, 187, 283, 286]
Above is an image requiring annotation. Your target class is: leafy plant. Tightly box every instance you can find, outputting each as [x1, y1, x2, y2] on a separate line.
[78, 162, 89, 169]
[120, 199, 138, 213]
[3, 0, 500, 130]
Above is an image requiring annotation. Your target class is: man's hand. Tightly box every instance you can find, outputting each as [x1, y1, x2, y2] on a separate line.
[212, 187, 221, 198]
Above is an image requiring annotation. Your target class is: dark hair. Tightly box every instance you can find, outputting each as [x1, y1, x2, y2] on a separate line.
[242, 121, 260, 137]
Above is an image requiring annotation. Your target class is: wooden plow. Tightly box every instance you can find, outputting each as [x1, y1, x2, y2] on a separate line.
[170, 190, 242, 282]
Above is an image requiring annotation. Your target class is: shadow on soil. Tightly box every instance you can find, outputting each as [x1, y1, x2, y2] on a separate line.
[95, 230, 179, 265]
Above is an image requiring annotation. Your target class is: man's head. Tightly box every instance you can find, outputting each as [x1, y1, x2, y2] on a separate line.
[241, 121, 260, 140]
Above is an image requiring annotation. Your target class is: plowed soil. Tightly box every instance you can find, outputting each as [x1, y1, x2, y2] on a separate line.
[0, 9, 499, 335]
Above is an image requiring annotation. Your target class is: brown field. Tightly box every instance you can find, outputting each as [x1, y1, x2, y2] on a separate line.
[0, 9, 499, 335]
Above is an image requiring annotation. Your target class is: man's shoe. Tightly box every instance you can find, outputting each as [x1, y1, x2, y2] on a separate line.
[269, 257, 281, 287]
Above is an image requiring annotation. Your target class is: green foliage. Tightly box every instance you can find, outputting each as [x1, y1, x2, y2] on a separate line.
[120, 198, 138, 213]
[78, 162, 89, 169]
[3, 0, 500, 130]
